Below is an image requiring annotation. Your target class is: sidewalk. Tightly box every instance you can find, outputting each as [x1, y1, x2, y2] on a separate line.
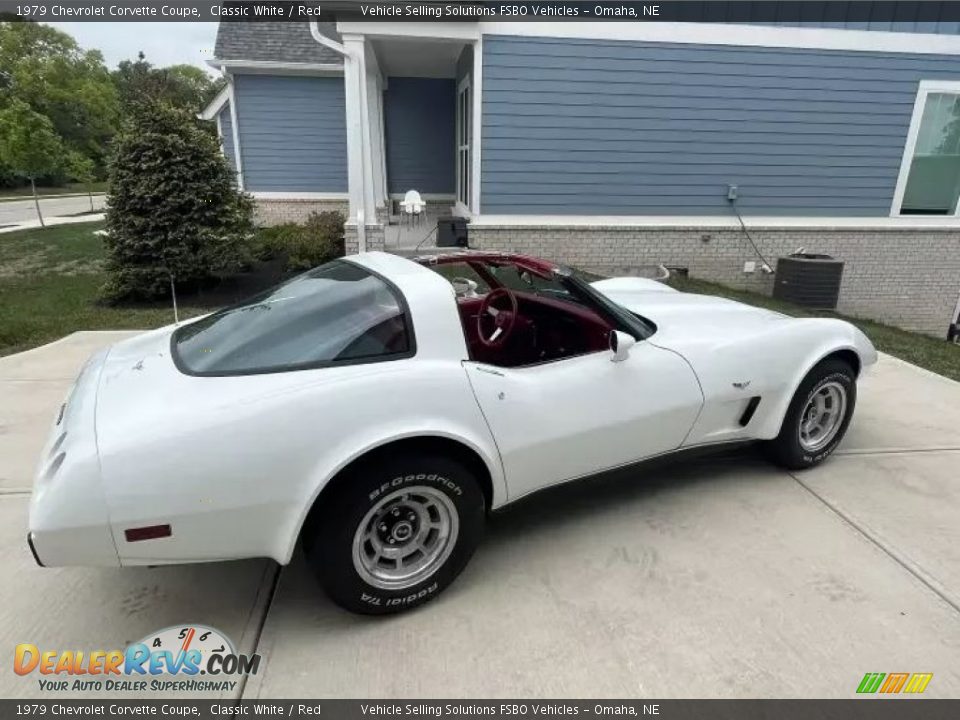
[0, 213, 105, 235]
[0, 191, 105, 204]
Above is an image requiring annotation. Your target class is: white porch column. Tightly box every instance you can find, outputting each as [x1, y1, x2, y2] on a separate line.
[365, 44, 388, 209]
[376, 76, 389, 208]
[342, 33, 376, 251]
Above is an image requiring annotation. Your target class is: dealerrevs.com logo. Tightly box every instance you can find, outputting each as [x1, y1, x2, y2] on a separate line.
[14, 624, 261, 693]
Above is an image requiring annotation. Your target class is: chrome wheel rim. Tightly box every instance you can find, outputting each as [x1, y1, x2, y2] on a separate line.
[352, 485, 458, 591]
[799, 381, 847, 453]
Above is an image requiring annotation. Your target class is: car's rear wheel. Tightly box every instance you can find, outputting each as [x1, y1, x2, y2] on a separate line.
[305, 453, 485, 615]
[765, 358, 857, 470]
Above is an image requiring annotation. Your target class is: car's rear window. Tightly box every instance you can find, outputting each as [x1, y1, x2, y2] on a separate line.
[171, 260, 413, 375]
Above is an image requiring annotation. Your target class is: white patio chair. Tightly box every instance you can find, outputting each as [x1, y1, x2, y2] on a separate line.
[399, 189, 426, 228]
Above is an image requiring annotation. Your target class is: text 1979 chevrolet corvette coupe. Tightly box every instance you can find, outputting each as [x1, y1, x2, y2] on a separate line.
[29, 250, 876, 614]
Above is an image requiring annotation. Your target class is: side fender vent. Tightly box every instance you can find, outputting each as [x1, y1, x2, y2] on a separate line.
[739, 396, 761, 427]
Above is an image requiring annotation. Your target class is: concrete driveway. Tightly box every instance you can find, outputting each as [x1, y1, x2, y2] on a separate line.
[1, 333, 958, 699]
[0, 333, 273, 699]
[0, 195, 105, 227]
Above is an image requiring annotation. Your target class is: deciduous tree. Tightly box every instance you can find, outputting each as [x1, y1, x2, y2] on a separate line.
[0, 99, 66, 227]
[66, 150, 97, 212]
[0, 21, 118, 173]
[114, 52, 224, 115]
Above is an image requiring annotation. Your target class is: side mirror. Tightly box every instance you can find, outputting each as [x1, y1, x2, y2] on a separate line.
[609, 330, 637, 363]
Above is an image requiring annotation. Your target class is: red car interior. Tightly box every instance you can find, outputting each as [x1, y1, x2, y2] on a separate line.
[457, 293, 612, 367]
[416, 252, 615, 368]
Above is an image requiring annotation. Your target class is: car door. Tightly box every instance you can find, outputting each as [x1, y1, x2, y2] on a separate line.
[464, 343, 703, 501]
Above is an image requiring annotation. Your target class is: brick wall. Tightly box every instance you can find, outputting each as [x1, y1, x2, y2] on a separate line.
[254, 198, 349, 226]
[470, 224, 960, 337]
[343, 200, 457, 253]
[344, 223, 386, 255]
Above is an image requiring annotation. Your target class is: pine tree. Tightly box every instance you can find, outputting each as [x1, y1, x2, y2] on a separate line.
[103, 101, 253, 300]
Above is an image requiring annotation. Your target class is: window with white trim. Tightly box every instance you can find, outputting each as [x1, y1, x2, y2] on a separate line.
[895, 83, 960, 216]
[456, 77, 471, 210]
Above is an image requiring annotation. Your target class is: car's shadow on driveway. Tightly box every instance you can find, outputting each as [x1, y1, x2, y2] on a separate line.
[485, 445, 764, 541]
[276, 443, 775, 623]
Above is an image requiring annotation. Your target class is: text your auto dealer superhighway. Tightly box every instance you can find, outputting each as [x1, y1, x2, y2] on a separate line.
[45, 4, 202, 17]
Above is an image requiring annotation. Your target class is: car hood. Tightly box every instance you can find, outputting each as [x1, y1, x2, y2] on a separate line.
[590, 277, 790, 355]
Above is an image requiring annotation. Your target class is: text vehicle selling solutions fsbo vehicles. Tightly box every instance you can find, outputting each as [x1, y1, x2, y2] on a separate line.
[28, 251, 876, 613]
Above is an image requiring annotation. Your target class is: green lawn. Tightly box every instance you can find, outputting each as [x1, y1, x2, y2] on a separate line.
[2, 223, 958, 382]
[668, 276, 960, 382]
[0, 182, 107, 202]
[0, 222, 207, 356]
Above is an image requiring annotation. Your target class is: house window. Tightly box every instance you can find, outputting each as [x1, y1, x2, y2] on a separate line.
[895, 83, 960, 216]
[456, 77, 471, 210]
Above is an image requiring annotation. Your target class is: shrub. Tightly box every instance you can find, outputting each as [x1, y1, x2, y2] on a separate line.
[255, 211, 345, 272]
[102, 101, 254, 301]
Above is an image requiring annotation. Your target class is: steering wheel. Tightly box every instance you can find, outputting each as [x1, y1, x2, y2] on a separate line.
[477, 287, 519, 348]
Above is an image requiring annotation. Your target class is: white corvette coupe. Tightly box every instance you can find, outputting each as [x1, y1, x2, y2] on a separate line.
[29, 250, 876, 614]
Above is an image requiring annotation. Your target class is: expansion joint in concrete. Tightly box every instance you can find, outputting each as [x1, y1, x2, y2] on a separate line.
[230, 561, 283, 706]
[789, 472, 960, 618]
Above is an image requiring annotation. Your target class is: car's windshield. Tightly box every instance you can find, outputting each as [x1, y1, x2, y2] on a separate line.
[556, 271, 654, 340]
[486, 263, 586, 305]
[427, 257, 653, 340]
[172, 260, 412, 375]
[568, 266, 608, 283]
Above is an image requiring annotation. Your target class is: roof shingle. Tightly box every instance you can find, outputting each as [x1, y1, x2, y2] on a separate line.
[214, 22, 343, 65]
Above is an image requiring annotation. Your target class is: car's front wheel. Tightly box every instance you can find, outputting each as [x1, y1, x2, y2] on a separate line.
[305, 453, 485, 615]
[766, 358, 857, 470]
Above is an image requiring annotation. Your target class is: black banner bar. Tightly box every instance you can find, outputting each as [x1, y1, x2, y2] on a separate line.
[5, 1, 960, 23]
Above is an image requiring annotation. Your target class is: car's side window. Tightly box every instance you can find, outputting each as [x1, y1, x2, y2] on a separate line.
[171, 261, 414, 376]
[336, 313, 410, 360]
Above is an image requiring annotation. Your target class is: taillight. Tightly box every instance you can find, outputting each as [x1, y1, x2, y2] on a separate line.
[124, 525, 172, 542]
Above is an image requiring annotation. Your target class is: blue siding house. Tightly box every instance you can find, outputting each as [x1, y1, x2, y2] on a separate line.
[206, 13, 960, 337]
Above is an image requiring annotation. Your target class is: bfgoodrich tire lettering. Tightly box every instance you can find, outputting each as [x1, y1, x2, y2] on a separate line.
[766, 358, 857, 471]
[306, 454, 484, 615]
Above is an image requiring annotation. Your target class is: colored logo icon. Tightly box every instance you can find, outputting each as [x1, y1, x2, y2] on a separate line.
[857, 672, 933, 694]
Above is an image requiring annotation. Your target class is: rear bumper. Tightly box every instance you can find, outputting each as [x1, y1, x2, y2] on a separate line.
[27, 519, 120, 567]
[27, 533, 44, 567]
[28, 349, 120, 568]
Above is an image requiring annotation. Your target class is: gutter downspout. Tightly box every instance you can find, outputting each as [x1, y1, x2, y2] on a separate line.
[309, 22, 367, 252]
[309, 22, 347, 55]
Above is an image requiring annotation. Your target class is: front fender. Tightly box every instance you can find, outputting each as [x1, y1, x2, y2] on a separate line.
[754, 319, 876, 439]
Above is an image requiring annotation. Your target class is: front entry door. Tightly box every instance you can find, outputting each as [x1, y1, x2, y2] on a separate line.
[464, 345, 703, 501]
